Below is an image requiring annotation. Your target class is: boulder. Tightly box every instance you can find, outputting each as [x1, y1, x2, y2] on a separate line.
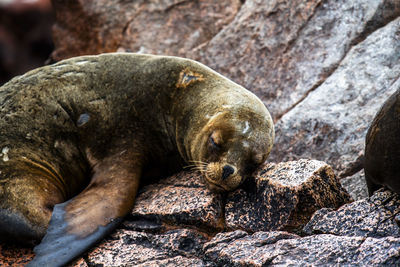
[225, 159, 351, 232]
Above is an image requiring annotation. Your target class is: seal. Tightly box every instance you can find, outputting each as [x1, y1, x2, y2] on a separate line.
[0, 53, 274, 266]
[365, 88, 400, 195]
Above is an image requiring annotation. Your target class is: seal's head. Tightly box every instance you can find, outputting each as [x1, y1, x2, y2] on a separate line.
[171, 61, 274, 192]
[190, 105, 274, 192]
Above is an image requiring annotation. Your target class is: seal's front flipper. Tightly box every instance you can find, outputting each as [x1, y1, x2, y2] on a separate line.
[27, 153, 142, 267]
[27, 200, 122, 267]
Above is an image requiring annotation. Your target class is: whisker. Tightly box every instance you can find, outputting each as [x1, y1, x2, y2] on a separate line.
[188, 160, 208, 165]
[183, 164, 198, 169]
[183, 162, 208, 172]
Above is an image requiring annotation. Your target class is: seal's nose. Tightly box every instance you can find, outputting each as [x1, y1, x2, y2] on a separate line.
[222, 165, 235, 180]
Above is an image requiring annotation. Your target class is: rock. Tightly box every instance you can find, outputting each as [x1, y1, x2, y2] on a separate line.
[0, 244, 34, 267]
[0, 243, 86, 267]
[203, 230, 300, 266]
[340, 169, 369, 201]
[131, 171, 224, 232]
[225, 159, 351, 232]
[51, 0, 241, 61]
[203, 230, 400, 266]
[193, 0, 400, 120]
[269, 17, 400, 181]
[303, 189, 400, 238]
[86, 229, 206, 266]
[135, 256, 205, 267]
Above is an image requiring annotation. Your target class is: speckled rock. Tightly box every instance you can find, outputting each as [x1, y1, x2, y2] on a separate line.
[204, 230, 299, 266]
[225, 159, 351, 232]
[131, 171, 224, 232]
[51, 0, 241, 60]
[86, 229, 207, 266]
[340, 169, 369, 201]
[203, 230, 400, 266]
[303, 189, 400, 238]
[269, 17, 400, 181]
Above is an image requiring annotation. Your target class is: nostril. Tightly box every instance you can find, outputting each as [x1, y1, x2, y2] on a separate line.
[222, 165, 235, 180]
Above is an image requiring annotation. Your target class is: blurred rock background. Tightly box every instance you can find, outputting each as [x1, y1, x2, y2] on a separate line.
[0, 0, 53, 86]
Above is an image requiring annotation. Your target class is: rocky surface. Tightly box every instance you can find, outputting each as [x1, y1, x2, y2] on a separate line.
[130, 172, 224, 232]
[86, 229, 208, 267]
[68, 159, 352, 266]
[225, 160, 351, 232]
[204, 230, 400, 266]
[2, 0, 400, 266]
[0, 159, 355, 266]
[304, 188, 400, 238]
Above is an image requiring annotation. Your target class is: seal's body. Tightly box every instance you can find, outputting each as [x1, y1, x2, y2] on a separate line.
[365, 88, 400, 195]
[0, 53, 274, 266]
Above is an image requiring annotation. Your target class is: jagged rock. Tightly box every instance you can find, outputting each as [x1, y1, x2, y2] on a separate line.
[85, 229, 206, 266]
[51, 0, 241, 60]
[303, 189, 400, 238]
[269, 17, 400, 183]
[225, 159, 351, 232]
[131, 171, 224, 232]
[203, 230, 400, 266]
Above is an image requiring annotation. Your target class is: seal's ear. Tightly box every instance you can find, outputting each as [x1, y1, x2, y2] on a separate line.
[27, 152, 141, 267]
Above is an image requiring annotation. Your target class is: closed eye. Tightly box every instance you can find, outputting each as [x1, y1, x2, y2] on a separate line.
[210, 136, 221, 150]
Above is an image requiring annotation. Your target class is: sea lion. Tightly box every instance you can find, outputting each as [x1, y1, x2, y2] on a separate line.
[365, 88, 400, 195]
[0, 53, 274, 266]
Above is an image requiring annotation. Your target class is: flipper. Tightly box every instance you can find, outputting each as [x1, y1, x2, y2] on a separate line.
[27, 152, 142, 267]
[27, 201, 122, 267]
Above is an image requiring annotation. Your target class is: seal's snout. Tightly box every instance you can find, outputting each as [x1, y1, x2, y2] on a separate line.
[222, 165, 235, 180]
